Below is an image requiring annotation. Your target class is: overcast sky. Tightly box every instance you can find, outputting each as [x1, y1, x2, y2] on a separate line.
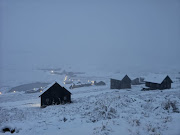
[1, 0, 180, 72]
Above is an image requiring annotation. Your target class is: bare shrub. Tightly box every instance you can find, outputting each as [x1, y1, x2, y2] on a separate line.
[86, 99, 118, 122]
[162, 100, 179, 113]
[93, 122, 112, 135]
[132, 119, 141, 126]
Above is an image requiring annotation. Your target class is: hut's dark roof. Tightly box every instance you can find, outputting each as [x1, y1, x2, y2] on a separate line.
[144, 74, 173, 84]
[39, 82, 71, 97]
[111, 74, 131, 81]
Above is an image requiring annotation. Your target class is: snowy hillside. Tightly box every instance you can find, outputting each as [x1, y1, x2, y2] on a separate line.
[0, 69, 180, 135]
[1, 0, 180, 134]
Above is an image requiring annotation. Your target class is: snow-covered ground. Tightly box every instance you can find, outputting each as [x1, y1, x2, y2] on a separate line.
[0, 68, 180, 135]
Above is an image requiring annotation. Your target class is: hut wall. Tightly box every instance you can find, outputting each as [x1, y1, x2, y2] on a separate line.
[40, 85, 71, 106]
[110, 79, 121, 89]
[121, 82, 131, 89]
[121, 76, 131, 89]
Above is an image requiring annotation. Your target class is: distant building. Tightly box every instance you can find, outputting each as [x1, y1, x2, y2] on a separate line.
[39, 82, 71, 107]
[144, 75, 173, 90]
[110, 75, 131, 89]
[69, 81, 106, 89]
[94, 81, 106, 86]
[131, 77, 145, 85]
[69, 83, 91, 89]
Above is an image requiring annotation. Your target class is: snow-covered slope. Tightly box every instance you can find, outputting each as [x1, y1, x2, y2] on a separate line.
[0, 70, 180, 135]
